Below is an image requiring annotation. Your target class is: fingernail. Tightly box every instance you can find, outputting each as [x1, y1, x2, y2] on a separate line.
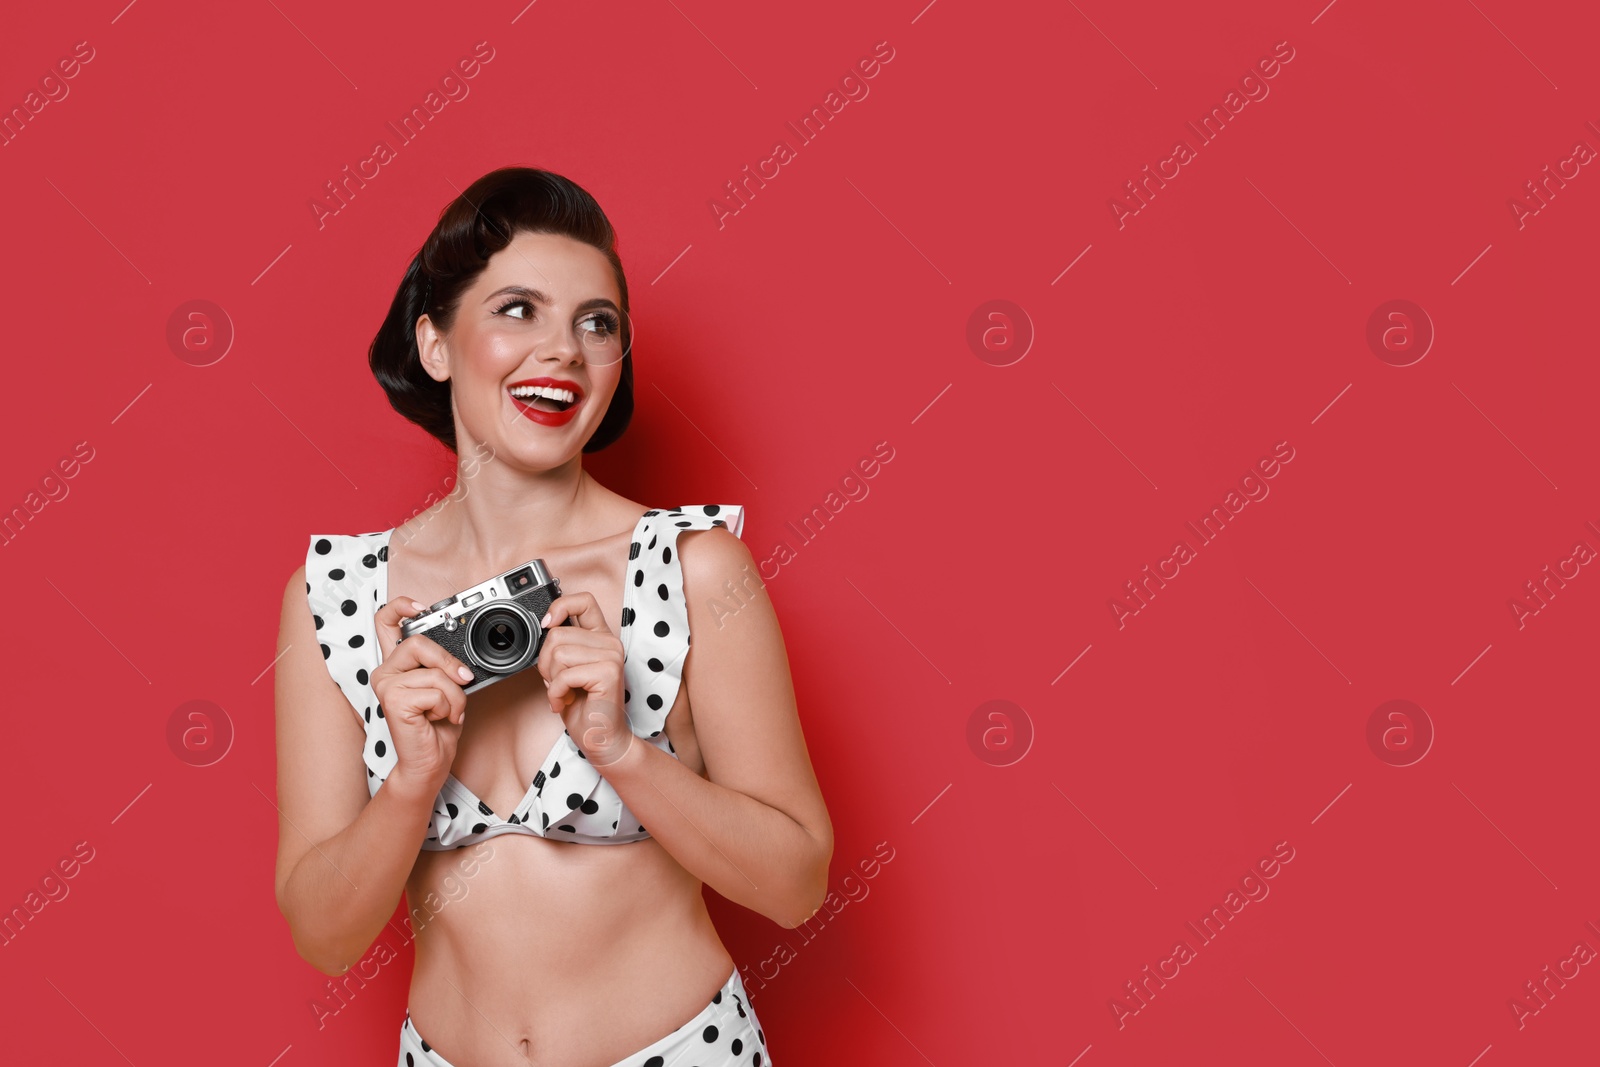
[411, 600, 427, 612]
[458, 666, 473, 681]
[539, 610, 552, 627]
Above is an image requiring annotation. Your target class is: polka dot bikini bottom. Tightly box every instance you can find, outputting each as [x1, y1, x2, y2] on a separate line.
[397, 965, 770, 1067]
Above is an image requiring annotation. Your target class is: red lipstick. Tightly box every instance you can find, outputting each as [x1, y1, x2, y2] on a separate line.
[507, 377, 585, 428]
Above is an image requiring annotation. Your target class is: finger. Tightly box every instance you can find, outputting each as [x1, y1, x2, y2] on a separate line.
[536, 625, 618, 683]
[541, 591, 611, 635]
[544, 660, 576, 706]
[539, 626, 618, 653]
[374, 596, 429, 655]
[374, 595, 425, 627]
[394, 668, 468, 723]
[545, 661, 620, 713]
[395, 667, 467, 722]
[384, 632, 477, 687]
[388, 687, 451, 725]
[541, 636, 620, 674]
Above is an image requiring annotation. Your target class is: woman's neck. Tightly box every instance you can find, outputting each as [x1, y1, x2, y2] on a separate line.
[398, 451, 607, 572]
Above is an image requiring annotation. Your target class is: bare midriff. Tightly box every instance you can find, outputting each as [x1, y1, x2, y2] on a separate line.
[404, 832, 734, 1067]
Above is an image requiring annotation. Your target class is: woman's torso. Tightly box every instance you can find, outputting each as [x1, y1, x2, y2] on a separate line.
[386, 503, 734, 1066]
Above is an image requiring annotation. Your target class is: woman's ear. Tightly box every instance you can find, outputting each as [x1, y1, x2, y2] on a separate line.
[416, 314, 450, 383]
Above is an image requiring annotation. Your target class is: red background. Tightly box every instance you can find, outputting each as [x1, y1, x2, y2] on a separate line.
[4, 0, 1598, 1063]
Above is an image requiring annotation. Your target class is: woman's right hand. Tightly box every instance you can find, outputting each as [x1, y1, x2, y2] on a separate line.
[369, 596, 475, 799]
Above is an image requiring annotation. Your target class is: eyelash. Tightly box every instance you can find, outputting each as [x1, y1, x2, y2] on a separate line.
[492, 298, 620, 335]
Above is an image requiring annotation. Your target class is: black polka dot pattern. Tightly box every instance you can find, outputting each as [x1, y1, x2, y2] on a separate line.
[306, 505, 745, 852]
[395, 964, 767, 1066]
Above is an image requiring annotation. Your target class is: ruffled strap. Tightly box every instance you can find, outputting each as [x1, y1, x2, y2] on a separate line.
[304, 531, 393, 797]
[621, 505, 746, 740]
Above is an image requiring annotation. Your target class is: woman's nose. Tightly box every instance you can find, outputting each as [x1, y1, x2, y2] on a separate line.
[539, 327, 585, 365]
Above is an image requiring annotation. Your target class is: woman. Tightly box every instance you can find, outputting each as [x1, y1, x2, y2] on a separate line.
[272, 167, 832, 1067]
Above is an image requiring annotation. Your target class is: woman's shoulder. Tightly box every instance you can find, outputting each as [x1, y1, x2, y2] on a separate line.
[643, 506, 753, 603]
[621, 505, 750, 601]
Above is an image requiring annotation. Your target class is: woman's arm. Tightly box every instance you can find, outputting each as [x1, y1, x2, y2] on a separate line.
[271, 564, 436, 975]
[601, 529, 833, 928]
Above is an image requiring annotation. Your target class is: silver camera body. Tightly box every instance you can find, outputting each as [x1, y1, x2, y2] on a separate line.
[398, 559, 570, 695]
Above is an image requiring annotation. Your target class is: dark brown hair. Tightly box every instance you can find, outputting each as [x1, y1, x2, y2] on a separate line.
[368, 167, 634, 454]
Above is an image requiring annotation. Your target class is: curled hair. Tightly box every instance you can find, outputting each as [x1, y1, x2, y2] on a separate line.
[368, 167, 634, 454]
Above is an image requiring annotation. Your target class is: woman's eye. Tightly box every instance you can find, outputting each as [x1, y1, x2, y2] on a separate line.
[579, 315, 618, 336]
[496, 300, 535, 320]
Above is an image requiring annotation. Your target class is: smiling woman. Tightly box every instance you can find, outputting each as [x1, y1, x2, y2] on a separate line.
[274, 166, 830, 1067]
[366, 170, 635, 457]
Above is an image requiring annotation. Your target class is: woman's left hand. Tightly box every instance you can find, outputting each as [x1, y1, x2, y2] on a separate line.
[537, 592, 634, 767]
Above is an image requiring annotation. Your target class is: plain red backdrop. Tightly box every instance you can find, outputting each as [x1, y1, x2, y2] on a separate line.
[3, 0, 1598, 1063]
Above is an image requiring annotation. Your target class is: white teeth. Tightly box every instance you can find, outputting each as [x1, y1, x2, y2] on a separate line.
[509, 384, 577, 403]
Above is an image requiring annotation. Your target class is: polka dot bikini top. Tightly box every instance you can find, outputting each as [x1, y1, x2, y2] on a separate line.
[304, 504, 744, 850]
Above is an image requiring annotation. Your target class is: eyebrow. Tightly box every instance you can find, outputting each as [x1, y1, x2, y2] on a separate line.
[482, 284, 619, 315]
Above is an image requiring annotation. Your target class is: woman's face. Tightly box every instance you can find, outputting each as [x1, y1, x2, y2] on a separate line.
[418, 230, 626, 468]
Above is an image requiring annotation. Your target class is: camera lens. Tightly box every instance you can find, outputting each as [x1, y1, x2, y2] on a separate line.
[465, 604, 537, 673]
[486, 621, 517, 652]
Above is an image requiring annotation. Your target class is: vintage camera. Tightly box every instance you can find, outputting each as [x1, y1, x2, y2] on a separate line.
[399, 559, 571, 694]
